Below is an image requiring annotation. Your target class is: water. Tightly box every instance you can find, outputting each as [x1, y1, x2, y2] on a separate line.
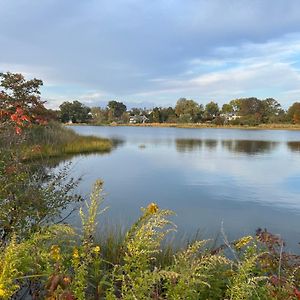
[62, 126, 300, 252]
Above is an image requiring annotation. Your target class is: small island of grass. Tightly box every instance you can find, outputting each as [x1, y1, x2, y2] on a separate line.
[21, 122, 112, 160]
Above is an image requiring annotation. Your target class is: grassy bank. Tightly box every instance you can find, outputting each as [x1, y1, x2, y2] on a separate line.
[22, 122, 112, 160]
[110, 122, 300, 130]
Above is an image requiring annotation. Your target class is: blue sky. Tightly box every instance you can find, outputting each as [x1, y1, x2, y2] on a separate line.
[1, 0, 300, 109]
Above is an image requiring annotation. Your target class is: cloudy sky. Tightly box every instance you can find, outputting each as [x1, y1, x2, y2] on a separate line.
[1, 0, 300, 109]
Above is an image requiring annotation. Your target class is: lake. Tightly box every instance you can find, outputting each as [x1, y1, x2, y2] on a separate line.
[62, 126, 300, 252]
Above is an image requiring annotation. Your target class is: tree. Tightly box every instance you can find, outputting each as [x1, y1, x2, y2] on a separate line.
[228, 98, 263, 125]
[261, 98, 284, 123]
[175, 98, 203, 123]
[107, 100, 127, 121]
[150, 107, 162, 123]
[0, 72, 48, 133]
[59, 100, 91, 123]
[287, 102, 300, 124]
[221, 103, 234, 115]
[160, 107, 178, 123]
[229, 99, 242, 114]
[90, 107, 109, 124]
[204, 101, 219, 120]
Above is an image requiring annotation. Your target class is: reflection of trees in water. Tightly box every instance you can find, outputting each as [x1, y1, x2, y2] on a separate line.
[176, 139, 203, 152]
[204, 140, 218, 149]
[175, 139, 218, 152]
[221, 140, 278, 155]
[287, 141, 300, 152]
[111, 138, 125, 149]
[175, 138, 280, 155]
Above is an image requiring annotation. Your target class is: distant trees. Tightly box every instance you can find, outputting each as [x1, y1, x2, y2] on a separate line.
[107, 100, 127, 122]
[175, 98, 203, 123]
[59, 100, 91, 123]
[150, 107, 162, 123]
[56, 96, 300, 126]
[148, 106, 177, 123]
[287, 102, 300, 124]
[204, 101, 219, 121]
[90, 107, 109, 124]
[221, 103, 234, 115]
[223, 97, 285, 125]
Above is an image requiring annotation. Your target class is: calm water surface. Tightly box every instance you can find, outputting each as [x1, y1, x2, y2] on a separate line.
[62, 126, 300, 251]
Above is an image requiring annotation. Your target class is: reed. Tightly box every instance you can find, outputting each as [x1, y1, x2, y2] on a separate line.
[22, 122, 112, 159]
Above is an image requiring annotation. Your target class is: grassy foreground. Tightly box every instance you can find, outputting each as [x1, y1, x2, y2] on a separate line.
[1, 181, 300, 300]
[22, 122, 112, 160]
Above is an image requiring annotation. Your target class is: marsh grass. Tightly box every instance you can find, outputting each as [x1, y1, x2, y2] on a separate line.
[21, 122, 112, 160]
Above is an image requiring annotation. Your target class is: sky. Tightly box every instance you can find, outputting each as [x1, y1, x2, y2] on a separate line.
[1, 0, 300, 109]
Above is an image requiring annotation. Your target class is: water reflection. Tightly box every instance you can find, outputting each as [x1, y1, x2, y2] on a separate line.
[176, 139, 203, 152]
[111, 138, 126, 149]
[176, 139, 218, 152]
[287, 141, 300, 153]
[222, 140, 279, 155]
[65, 126, 300, 252]
[175, 138, 280, 155]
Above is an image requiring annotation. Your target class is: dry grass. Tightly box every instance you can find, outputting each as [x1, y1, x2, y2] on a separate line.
[110, 122, 300, 130]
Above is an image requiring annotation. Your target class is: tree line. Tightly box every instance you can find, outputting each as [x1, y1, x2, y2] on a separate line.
[57, 97, 300, 126]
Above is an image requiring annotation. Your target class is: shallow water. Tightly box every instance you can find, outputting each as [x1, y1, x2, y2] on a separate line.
[61, 126, 300, 252]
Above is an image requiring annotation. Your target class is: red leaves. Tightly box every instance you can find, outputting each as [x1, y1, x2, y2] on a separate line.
[15, 126, 22, 135]
[294, 288, 300, 300]
[46, 274, 75, 300]
[2, 106, 32, 134]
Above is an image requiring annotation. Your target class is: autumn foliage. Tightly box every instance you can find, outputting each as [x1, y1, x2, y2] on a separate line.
[0, 72, 48, 134]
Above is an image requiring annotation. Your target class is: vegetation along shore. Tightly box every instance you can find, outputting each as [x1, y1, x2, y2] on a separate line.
[1, 72, 300, 299]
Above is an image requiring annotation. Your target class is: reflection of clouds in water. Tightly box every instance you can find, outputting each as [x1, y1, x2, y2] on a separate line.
[61, 126, 300, 251]
[142, 143, 300, 210]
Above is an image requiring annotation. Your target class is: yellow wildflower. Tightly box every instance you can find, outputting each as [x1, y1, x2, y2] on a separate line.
[0, 284, 6, 297]
[93, 245, 101, 254]
[63, 276, 71, 285]
[73, 248, 80, 260]
[235, 236, 253, 250]
[147, 202, 159, 214]
[50, 245, 61, 261]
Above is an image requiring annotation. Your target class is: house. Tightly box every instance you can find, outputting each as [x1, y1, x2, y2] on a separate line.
[220, 113, 241, 121]
[129, 115, 149, 124]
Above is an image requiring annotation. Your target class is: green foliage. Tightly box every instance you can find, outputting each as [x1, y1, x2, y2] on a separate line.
[0, 225, 76, 299]
[107, 100, 127, 121]
[0, 72, 46, 121]
[115, 204, 175, 299]
[59, 100, 91, 123]
[227, 247, 267, 300]
[1, 182, 300, 299]
[175, 98, 204, 123]
[0, 147, 82, 244]
[163, 241, 230, 299]
[287, 102, 300, 124]
[22, 122, 112, 159]
[204, 101, 220, 121]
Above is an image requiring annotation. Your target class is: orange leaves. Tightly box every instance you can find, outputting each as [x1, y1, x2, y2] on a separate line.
[3, 106, 32, 134]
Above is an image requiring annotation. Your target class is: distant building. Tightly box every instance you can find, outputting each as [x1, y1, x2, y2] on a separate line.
[129, 115, 149, 124]
[220, 113, 241, 121]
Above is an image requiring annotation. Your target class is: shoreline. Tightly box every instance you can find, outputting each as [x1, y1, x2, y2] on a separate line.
[67, 122, 300, 131]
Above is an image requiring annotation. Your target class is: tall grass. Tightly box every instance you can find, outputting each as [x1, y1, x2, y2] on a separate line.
[1, 182, 300, 299]
[22, 122, 112, 160]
